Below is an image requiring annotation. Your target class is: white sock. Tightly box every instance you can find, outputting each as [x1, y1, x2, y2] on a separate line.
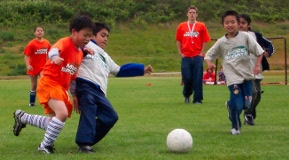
[21, 113, 50, 130]
[41, 117, 65, 147]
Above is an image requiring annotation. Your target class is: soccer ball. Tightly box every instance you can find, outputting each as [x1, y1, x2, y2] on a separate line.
[166, 128, 193, 153]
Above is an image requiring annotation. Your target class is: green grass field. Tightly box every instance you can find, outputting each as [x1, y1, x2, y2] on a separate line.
[0, 76, 288, 160]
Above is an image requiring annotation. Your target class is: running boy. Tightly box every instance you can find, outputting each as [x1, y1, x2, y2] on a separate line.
[204, 10, 264, 135]
[23, 26, 51, 106]
[70, 22, 153, 153]
[13, 14, 95, 154]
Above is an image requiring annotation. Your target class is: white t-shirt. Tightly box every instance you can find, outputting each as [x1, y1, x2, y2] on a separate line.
[205, 31, 264, 86]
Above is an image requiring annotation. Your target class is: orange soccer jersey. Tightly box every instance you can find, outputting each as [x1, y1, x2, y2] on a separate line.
[37, 37, 83, 117]
[176, 21, 210, 57]
[23, 38, 51, 75]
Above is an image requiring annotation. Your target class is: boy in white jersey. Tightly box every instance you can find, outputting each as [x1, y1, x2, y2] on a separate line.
[70, 22, 153, 153]
[204, 10, 264, 135]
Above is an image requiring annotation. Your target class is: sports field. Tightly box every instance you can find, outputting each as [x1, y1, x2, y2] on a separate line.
[0, 76, 288, 160]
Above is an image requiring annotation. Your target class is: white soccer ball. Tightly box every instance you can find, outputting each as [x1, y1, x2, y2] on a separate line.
[166, 128, 193, 153]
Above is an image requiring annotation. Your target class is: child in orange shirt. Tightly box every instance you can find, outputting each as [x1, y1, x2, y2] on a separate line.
[203, 68, 215, 84]
[23, 26, 51, 106]
[13, 14, 95, 154]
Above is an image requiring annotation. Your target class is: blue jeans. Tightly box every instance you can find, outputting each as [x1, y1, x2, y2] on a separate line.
[227, 82, 251, 130]
[181, 56, 203, 103]
[75, 78, 118, 146]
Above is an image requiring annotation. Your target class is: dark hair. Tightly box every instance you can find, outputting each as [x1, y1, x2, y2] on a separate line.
[93, 22, 110, 35]
[221, 10, 240, 24]
[240, 13, 252, 30]
[69, 14, 94, 33]
[34, 26, 43, 32]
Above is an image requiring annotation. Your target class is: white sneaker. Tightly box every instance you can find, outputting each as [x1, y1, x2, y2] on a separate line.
[230, 128, 240, 135]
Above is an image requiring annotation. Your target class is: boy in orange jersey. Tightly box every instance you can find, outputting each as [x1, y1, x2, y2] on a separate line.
[12, 14, 95, 154]
[23, 26, 51, 107]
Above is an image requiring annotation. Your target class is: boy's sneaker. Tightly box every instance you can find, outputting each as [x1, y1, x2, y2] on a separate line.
[78, 145, 95, 153]
[13, 110, 26, 136]
[225, 101, 231, 121]
[244, 114, 255, 125]
[38, 144, 55, 154]
[230, 128, 240, 135]
[29, 103, 35, 107]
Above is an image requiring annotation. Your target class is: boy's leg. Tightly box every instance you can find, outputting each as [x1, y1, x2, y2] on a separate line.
[251, 79, 262, 119]
[228, 84, 243, 133]
[29, 76, 38, 106]
[13, 110, 50, 136]
[38, 99, 67, 154]
[192, 56, 203, 104]
[242, 80, 252, 109]
[181, 58, 193, 102]
[93, 94, 118, 145]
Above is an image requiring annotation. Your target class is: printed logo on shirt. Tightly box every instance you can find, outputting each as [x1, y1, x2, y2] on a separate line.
[184, 31, 199, 37]
[35, 48, 48, 54]
[224, 46, 248, 61]
[61, 63, 78, 75]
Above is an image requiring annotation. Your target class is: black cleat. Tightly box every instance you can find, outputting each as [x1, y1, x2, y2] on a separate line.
[13, 110, 26, 136]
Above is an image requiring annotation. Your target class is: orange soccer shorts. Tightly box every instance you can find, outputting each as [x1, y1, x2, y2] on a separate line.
[37, 77, 73, 117]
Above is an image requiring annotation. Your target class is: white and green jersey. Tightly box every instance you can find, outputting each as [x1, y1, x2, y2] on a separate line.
[205, 31, 264, 86]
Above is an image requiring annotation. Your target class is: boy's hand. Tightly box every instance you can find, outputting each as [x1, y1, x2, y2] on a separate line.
[205, 60, 215, 69]
[73, 96, 80, 114]
[51, 56, 64, 65]
[145, 65, 153, 74]
[253, 65, 261, 75]
[83, 47, 94, 55]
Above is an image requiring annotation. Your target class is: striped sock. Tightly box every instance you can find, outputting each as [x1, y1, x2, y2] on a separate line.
[21, 113, 50, 130]
[41, 117, 65, 147]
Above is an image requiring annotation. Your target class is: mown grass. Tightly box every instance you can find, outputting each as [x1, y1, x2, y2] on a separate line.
[0, 76, 288, 160]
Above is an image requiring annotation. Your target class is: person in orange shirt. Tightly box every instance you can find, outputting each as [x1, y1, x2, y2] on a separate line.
[23, 26, 51, 107]
[176, 6, 211, 104]
[13, 14, 95, 154]
[203, 68, 215, 85]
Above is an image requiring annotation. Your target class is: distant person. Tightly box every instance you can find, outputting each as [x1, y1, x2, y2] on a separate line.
[239, 13, 274, 125]
[176, 6, 211, 104]
[13, 14, 95, 154]
[205, 10, 264, 135]
[203, 68, 215, 84]
[23, 26, 51, 107]
[217, 66, 226, 84]
[71, 22, 153, 153]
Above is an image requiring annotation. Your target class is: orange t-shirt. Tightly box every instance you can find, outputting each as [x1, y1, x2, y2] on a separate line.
[41, 37, 83, 90]
[176, 21, 211, 57]
[23, 38, 51, 74]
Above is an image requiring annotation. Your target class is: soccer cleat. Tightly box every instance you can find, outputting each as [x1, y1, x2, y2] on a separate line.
[78, 145, 95, 153]
[184, 97, 190, 103]
[225, 101, 231, 121]
[38, 144, 55, 154]
[244, 114, 255, 125]
[230, 128, 240, 135]
[13, 110, 26, 136]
